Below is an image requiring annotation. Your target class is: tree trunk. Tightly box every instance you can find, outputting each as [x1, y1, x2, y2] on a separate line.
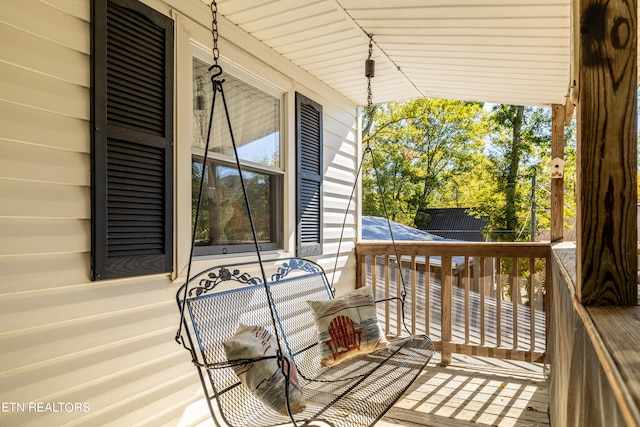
[504, 106, 524, 241]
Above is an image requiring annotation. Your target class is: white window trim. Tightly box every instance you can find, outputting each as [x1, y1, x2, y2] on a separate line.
[173, 18, 296, 281]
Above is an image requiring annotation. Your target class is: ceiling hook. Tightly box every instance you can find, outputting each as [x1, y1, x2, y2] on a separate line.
[208, 64, 223, 79]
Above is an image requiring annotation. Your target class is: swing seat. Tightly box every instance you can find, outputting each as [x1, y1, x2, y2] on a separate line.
[177, 257, 434, 427]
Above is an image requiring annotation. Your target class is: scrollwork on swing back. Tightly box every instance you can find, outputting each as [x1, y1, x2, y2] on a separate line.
[188, 267, 263, 297]
[271, 258, 321, 282]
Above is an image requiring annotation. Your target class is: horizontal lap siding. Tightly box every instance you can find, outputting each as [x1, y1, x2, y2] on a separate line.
[319, 109, 358, 288]
[0, 1, 201, 426]
[0, 0, 359, 425]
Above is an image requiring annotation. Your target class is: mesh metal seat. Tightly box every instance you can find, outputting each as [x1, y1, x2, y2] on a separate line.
[177, 257, 434, 427]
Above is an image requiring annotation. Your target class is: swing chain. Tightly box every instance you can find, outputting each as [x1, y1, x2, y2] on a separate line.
[210, 1, 220, 66]
[366, 34, 374, 107]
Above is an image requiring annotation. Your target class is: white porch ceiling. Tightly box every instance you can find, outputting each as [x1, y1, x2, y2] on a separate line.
[216, 0, 572, 107]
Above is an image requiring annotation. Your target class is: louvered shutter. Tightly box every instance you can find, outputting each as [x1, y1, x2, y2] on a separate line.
[295, 93, 323, 256]
[91, 0, 174, 280]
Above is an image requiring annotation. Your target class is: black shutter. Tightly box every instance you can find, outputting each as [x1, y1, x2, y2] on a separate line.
[91, 0, 174, 280]
[295, 93, 323, 256]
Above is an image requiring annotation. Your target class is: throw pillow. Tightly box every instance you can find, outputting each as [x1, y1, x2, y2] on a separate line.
[307, 286, 388, 367]
[222, 324, 306, 415]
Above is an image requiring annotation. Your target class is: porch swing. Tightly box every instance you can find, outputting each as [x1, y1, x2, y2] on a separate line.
[175, 4, 434, 426]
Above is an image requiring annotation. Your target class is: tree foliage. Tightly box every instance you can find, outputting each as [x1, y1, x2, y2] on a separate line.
[474, 105, 551, 241]
[362, 100, 577, 242]
[362, 98, 488, 225]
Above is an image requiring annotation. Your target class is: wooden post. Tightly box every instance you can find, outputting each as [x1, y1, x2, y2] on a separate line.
[576, 0, 637, 306]
[551, 104, 565, 243]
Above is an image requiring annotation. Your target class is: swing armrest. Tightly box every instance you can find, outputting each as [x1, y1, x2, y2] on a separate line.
[201, 355, 279, 370]
[374, 296, 403, 305]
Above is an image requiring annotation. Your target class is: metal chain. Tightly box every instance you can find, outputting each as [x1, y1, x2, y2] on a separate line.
[210, 1, 219, 66]
[367, 34, 373, 107]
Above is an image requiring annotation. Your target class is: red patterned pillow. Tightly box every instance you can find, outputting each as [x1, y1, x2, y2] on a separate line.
[308, 286, 388, 367]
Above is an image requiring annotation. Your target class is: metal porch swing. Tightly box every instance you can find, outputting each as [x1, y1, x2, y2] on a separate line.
[175, 5, 434, 426]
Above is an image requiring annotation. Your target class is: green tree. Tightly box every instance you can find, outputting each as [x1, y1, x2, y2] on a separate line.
[362, 98, 489, 226]
[478, 105, 552, 241]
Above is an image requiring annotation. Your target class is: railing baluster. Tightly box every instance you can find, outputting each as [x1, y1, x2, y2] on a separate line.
[441, 255, 452, 366]
[496, 256, 502, 348]
[480, 257, 486, 347]
[529, 256, 536, 355]
[411, 255, 417, 336]
[425, 254, 431, 336]
[357, 252, 364, 289]
[385, 254, 390, 335]
[512, 257, 519, 350]
[464, 255, 470, 344]
[397, 256, 402, 336]
[371, 255, 377, 305]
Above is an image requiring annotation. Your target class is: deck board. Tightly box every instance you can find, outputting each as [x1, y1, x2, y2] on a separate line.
[379, 353, 549, 427]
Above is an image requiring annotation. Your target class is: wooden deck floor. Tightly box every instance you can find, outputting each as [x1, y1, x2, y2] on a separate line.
[379, 353, 549, 427]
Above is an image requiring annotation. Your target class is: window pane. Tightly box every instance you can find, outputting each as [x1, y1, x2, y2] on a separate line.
[192, 160, 277, 250]
[193, 58, 280, 169]
[191, 57, 283, 255]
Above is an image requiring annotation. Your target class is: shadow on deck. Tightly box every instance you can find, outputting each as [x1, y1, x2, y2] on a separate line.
[380, 353, 549, 427]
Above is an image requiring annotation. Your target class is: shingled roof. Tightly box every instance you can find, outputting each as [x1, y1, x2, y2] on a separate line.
[417, 208, 488, 242]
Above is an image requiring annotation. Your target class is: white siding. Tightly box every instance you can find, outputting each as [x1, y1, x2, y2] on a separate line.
[0, 1, 359, 426]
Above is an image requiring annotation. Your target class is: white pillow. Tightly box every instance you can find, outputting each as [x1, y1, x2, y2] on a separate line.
[223, 324, 306, 415]
[307, 286, 388, 367]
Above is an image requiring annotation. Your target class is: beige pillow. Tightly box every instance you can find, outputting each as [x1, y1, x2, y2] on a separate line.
[307, 286, 388, 367]
[223, 324, 306, 415]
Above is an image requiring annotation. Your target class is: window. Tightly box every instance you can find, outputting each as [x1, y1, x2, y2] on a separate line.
[191, 58, 283, 255]
[91, 0, 174, 280]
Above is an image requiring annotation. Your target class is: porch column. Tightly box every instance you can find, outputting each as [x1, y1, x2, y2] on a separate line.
[551, 104, 565, 243]
[576, 0, 637, 305]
